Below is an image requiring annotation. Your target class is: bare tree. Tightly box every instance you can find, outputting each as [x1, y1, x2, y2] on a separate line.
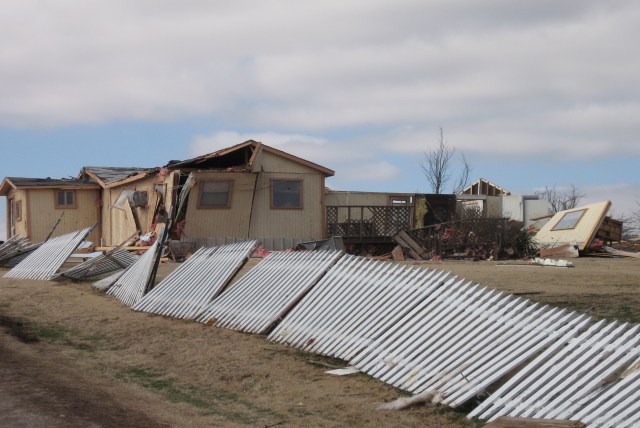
[536, 184, 586, 213]
[421, 128, 472, 194]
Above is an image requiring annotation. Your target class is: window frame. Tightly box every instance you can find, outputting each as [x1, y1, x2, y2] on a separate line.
[197, 180, 233, 209]
[551, 209, 587, 231]
[271, 179, 303, 210]
[14, 200, 22, 221]
[55, 189, 77, 209]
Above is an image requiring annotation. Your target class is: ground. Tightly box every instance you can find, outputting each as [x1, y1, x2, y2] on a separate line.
[0, 255, 638, 427]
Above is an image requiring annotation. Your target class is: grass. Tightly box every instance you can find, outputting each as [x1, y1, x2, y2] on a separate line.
[117, 365, 283, 425]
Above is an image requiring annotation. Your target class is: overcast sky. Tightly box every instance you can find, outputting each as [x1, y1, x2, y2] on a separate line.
[2, 0, 639, 240]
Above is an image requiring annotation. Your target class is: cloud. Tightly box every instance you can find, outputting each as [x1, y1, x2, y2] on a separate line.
[1, 0, 639, 164]
[332, 161, 402, 184]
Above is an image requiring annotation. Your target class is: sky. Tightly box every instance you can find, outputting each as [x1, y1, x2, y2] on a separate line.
[1, 0, 639, 240]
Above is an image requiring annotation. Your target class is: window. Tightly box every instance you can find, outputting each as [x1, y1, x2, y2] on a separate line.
[14, 200, 22, 221]
[551, 209, 586, 231]
[198, 180, 232, 208]
[272, 180, 302, 209]
[55, 190, 76, 209]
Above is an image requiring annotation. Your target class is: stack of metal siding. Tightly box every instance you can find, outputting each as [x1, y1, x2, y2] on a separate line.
[349, 284, 589, 407]
[106, 240, 160, 306]
[57, 249, 137, 280]
[0, 235, 30, 265]
[3, 227, 94, 280]
[197, 250, 343, 334]
[469, 320, 640, 426]
[268, 255, 454, 360]
[1, 242, 42, 267]
[133, 240, 259, 319]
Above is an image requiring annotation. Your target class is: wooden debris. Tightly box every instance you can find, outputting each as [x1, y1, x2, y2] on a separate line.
[393, 231, 429, 260]
[604, 246, 640, 259]
[391, 245, 405, 261]
[539, 243, 579, 259]
[483, 416, 585, 427]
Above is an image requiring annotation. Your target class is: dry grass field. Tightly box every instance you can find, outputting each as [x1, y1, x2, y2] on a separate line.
[0, 255, 638, 427]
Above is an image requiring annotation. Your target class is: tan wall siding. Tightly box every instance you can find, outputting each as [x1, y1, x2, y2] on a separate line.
[26, 189, 100, 242]
[248, 172, 323, 239]
[183, 172, 256, 239]
[259, 151, 319, 174]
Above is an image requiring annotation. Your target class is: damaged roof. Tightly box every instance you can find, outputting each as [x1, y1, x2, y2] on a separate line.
[0, 176, 100, 196]
[167, 139, 335, 176]
[461, 177, 511, 196]
[80, 166, 156, 188]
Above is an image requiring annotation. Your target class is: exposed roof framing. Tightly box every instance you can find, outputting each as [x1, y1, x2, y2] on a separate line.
[461, 178, 511, 196]
[80, 166, 156, 188]
[167, 140, 335, 176]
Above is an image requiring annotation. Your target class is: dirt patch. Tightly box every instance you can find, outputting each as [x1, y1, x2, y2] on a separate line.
[0, 268, 474, 428]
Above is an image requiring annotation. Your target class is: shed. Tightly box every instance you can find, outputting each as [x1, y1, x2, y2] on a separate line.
[0, 177, 101, 242]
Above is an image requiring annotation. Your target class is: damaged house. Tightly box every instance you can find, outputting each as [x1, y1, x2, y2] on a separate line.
[2, 141, 335, 249]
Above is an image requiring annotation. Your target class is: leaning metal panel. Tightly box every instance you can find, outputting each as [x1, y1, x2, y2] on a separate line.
[470, 320, 640, 427]
[268, 255, 454, 361]
[350, 282, 590, 407]
[58, 249, 137, 280]
[197, 250, 343, 334]
[3, 227, 94, 281]
[133, 240, 259, 319]
[107, 240, 160, 306]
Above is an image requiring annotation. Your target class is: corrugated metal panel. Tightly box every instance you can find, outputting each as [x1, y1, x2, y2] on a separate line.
[470, 320, 640, 427]
[3, 227, 94, 280]
[248, 172, 323, 239]
[183, 172, 255, 239]
[106, 240, 160, 306]
[350, 285, 589, 407]
[268, 255, 454, 360]
[26, 189, 100, 243]
[535, 201, 611, 251]
[58, 249, 137, 280]
[198, 250, 343, 334]
[92, 270, 125, 291]
[0, 235, 31, 265]
[133, 240, 259, 319]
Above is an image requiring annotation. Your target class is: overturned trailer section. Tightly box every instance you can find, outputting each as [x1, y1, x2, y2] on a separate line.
[133, 240, 259, 319]
[3, 227, 94, 280]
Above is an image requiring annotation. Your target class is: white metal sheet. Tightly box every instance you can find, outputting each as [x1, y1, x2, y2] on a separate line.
[197, 250, 343, 334]
[3, 227, 94, 280]
[106, 240, 160, 306]
[469, 319, 640, 427]
[132, 241, 259, 319]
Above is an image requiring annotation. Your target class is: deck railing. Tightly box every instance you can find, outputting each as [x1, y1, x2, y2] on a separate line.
[326, 206, 413, 238]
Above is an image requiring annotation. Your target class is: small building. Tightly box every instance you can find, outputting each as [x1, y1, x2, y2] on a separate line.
[0, 177, 101, 243]
[459, 178, 548, 226]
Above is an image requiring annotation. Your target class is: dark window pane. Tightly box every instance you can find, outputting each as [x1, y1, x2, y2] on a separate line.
[57, 191, 66, 206]
[65, 191, 74, 205]
[199, 181, 231, 207]
[272, 180, 301, 208]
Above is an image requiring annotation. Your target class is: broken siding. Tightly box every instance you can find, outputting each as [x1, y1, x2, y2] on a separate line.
[183, 172, 255, 239]
[106, 174, 161, 245]
[27, 188, 100, 243]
